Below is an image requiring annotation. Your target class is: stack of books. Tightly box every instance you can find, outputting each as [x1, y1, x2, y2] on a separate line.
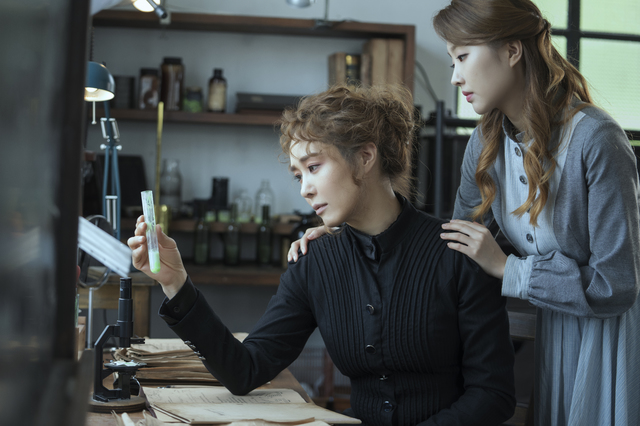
[328, 38, 405, 87]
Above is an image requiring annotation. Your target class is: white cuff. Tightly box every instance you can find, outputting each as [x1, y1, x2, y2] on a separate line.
[501, 254, 533, 300]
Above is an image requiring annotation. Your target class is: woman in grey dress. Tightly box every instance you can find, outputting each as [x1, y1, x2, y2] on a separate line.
[291, 1, 640, 424]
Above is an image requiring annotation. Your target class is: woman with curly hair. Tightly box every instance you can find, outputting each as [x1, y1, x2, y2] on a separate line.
[128, 84, 516, 425]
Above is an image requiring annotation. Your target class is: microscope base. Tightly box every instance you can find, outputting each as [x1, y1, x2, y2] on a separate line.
[87, 394, 146, 413]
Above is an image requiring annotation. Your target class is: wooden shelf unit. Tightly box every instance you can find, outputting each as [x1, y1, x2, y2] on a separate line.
[120, 217, 296, 235]
[92, 10, 415, 284]
[92, 10, 415, 91]
[91, 11, 415, 126]
[97, 108, 282, 126]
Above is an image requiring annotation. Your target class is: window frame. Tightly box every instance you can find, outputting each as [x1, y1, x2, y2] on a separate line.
[551, 0, 640, 138]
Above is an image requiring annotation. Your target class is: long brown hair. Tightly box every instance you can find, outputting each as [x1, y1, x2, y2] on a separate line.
[433, 0, 593, 225]
[279, 84, 418, 200]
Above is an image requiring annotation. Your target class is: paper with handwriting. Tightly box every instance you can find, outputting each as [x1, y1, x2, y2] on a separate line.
[144, 387, 306, 405]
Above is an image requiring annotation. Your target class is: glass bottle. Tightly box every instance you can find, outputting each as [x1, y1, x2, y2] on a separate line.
[160, 57, 184, 111]
[257, 205, 272, 266]
[193, 201, 209, 265]
[207, 68, 227, 113]
[159, 159, 182, 217]
[224, 203, 241, 266]
[183, 86, 203, 113]
[254, 179, 275, 223]
[234, 190, 253, 223]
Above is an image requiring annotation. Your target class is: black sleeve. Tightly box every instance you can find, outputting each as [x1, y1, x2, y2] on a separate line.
[158, 262, 318, 395]
[422, 254, 516, 426]
[159, 277, 198, 325]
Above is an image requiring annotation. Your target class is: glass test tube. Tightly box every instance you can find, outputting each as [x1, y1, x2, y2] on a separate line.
[141, 190, 161, 273]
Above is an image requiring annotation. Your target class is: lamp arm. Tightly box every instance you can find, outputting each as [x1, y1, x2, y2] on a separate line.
[146, 0, 168, 19]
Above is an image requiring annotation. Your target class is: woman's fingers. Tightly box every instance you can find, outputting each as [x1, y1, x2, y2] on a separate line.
[288, 226, 326, 262]
[440, 219, 506, 279]
[288, 240, 301, 262]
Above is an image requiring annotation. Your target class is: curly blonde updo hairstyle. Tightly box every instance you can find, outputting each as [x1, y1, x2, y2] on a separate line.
[279, 84, 418, 201]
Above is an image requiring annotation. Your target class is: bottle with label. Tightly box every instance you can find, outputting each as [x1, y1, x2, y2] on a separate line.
[256, 205, 272, 266]
[207, 68, 227, 113]
[345, 54, 360, 88]
[224, 203, 241, 266]
[193, 201, 209, 265]
[160, 57, 184, 111]
[138, 68, 159, 109]
[254, 179, 275, 223]
[159, 159, 182, 217]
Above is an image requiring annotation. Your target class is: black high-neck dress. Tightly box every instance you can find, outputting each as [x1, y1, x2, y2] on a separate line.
[160, 199, 516, 426]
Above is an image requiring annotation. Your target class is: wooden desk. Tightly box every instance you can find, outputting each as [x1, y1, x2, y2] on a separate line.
[78, 271, 156, 338]
[84, 367, 311, 425]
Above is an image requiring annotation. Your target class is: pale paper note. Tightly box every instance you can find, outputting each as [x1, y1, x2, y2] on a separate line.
[144, 387, 306, 405]
[151, 402, 361, 424]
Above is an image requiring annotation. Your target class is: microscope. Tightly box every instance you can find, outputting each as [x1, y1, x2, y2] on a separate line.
[89, 277, 147, 412]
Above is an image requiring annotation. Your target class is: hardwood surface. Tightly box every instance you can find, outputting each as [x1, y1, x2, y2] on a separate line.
[84, 366, 311, 425]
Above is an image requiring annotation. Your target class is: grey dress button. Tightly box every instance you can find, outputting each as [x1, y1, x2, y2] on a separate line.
[184, 340, 191, 345]
[526, 234, 534, 243]
[365, 345, 376, 354]
[519, 175, 528, 185]
[380, 375, 389, 381]
[382, 401, 394, 412]
[366, 304, 375, 314]
[515, 146, 522, 157]
[198, 356, 206, 360]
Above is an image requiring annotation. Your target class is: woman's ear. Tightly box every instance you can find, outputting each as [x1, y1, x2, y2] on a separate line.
[360, 142, 378, 174]
[506, 40, 523, 68]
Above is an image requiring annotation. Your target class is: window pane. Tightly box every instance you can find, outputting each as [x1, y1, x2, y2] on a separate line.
[581, 0, 640, 35]
[534, 0, 568, 29]
[581, 39, 640, 130]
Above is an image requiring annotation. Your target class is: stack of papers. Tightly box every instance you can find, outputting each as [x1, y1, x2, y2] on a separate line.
[143, 387, 360, 425]
[113, 335, 247, 387]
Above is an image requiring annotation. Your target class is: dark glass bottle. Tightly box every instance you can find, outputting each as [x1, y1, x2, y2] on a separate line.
[193, 201, 209, 265]
[256, 205, 272, 266]
[207, 68, 227, 113]
[224, 203, 241, 266]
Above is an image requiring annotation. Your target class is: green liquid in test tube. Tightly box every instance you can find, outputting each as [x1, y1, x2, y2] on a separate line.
[141, 190, 161, 273]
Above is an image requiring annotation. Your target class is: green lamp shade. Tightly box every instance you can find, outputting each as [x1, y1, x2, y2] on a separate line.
[85, 61, 115, 102]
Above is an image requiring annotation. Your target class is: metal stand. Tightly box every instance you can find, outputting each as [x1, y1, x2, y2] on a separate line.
[100, 102, 122, 240]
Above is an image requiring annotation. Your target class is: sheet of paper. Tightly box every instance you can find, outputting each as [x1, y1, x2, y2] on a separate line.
[78, 216, 131, 277]
[144, 387, 306, 405]
[152, 402, 361, 425]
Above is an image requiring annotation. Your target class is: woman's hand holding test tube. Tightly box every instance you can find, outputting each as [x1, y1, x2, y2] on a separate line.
[128, 215, 188, 299]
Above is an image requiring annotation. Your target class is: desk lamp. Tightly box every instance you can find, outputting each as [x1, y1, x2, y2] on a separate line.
[132, 0, 168, 19]
[85, 61, 122, 241]
[286, 0, 330, 28]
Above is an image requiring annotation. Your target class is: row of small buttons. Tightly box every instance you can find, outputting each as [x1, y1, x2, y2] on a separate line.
[514, 148, 536, 246]
[365, 304, 376, 355]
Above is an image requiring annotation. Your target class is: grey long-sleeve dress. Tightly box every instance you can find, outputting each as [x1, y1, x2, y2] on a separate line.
[453, 105, 640, 426]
